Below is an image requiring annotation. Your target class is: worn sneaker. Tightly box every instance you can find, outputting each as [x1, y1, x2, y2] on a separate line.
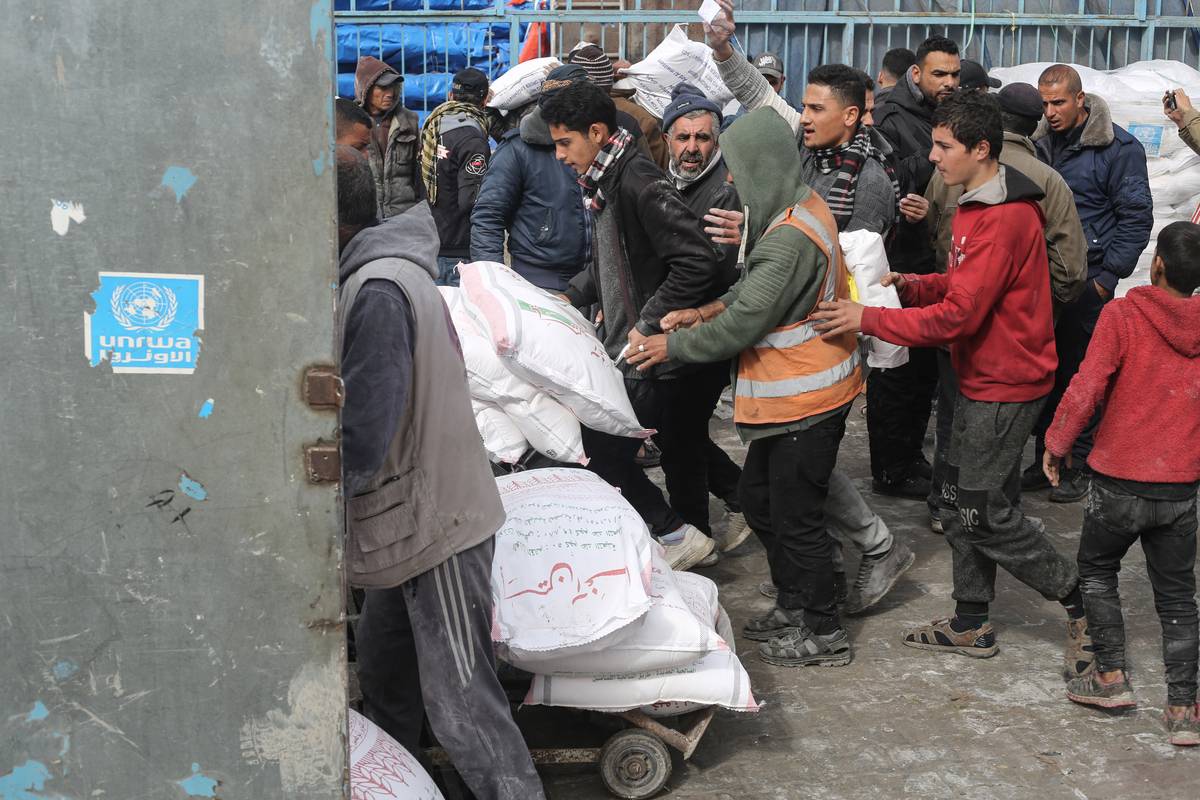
[759, 626, 852, 667]
[659, 525, 717, 572]
[1063, 617, 1097, 681]
[872, 473, 932, 501]
[1021, 461, 1051, 492]
[742, 606, 804, 642]
[845, 541, 916, 615]
[1066, 670, 1137, 710]
[1049, 467, 1090, 504]
[902, 618, 998, 658]
[1166, 706, 1200, 747]
[717, 510, 752, 553]
[930, 513, 945, 535]
[697, 549, 721, 567]
[759, 581, 779, 599]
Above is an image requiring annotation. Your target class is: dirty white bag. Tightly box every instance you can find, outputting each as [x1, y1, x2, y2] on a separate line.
[491, 469, 655, 658]
[472, 399, 529, 464]
[350, 708, 445, 800]
[838, 230, 909, 369]
[612, 25, 734, 119]
[442, 287, 587, 463]
[458, 262, 650, 439]
[504, 553, 724, 674]
[524, 594, 758, 713]
[640, 603, 734, 717]
[487, 57, 560, 111]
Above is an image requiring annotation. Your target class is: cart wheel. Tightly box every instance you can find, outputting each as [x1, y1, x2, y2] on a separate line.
[599, 729, 673, 799]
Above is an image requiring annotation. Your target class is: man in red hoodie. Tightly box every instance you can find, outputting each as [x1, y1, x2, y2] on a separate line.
[813, 92, 1092, 677]
[1044, 221, 1200, 746]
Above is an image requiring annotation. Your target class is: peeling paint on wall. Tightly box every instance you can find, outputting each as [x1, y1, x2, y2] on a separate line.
[50, 200, 85, 236]
[198, 399, 215, 419]
[239, 651, 343, 795]
[25, 702, 48, 722]
[179, 474, 208, 502]
[51, 660, 78, 681]
[0, 760, 51, 800]
[176, 763, 219, 798]
[161, 166, 197, 202]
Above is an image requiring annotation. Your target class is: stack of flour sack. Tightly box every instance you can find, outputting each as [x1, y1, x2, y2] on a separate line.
[439, 261, 652, 466]
[488, 467, 759, 715]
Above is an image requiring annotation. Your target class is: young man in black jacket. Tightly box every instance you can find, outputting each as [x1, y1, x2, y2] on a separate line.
[868, 35, 961, 501]
[419, 67, 492, 286]
[542, 80, 727, 570]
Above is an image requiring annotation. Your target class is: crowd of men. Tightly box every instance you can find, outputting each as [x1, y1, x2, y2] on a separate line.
[332, 2, 1200, 794]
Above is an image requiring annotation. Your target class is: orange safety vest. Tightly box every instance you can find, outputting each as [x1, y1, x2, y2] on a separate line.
[734, 194, 864, 426]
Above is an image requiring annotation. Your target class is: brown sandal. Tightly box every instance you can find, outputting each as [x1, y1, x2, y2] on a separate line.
[902, 618, 998, 658]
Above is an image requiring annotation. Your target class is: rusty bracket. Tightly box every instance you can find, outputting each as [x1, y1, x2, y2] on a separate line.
[303, 365, 343, 409]
[304, 442, 341, 483]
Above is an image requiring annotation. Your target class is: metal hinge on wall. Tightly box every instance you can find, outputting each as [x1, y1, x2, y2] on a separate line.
[302, 365, 343, 483]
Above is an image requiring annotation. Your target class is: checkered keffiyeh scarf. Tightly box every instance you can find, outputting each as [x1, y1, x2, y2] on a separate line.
[579, 127, 634, 212]
[419, 101, 490, 205]
[811, 126, 901, 231]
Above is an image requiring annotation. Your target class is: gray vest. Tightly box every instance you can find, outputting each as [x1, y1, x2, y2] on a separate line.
[337, 258, 503, 588]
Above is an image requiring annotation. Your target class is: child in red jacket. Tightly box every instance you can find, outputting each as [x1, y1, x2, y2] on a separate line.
[814, 91, 1091, 678]
[1044, 220, 1200, 746]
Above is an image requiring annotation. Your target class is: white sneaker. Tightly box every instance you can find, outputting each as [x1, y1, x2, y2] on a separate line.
[659, 525, 717, 572]
[718, 510, 753, 553]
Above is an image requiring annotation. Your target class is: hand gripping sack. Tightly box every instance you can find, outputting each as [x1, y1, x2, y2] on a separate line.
[350, 708, 445, 800]
[458, 262, 650, 439]
[839, 230, 909, 370]
[471, 399, 529, 464]
[487, 57, 560, 111]
[491, 469, 655, 658]
[504, 551, 724, 674]
[612, 25, 734, 118]
[441, 287, 587, 463]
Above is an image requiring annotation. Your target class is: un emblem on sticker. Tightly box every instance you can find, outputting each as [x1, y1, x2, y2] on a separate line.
[111, 282, 179, 331]
[85, 272, 205, 374]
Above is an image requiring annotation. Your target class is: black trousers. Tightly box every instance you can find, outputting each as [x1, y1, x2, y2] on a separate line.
[1035, 284, 1107, 463]
[929, 348, 958, 515]
[1077, 475, 1199, 706]
[355, 539, 545, 800]
[867, 346, 938, 480]
[741, 408, 849, 632]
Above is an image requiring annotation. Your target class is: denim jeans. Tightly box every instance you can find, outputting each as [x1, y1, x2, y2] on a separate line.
[742, 407, 849, 633]
[436, 255, 461, 287]
[1077, 474, 1199, 706]
[942, 393, 1079, 607]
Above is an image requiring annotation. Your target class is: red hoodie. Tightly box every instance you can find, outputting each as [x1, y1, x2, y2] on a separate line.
[1046, 285, 1200, 483]
[861, 166, 1057, 402]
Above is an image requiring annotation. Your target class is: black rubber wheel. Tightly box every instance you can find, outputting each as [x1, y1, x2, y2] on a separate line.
[599, 729, 673, 799]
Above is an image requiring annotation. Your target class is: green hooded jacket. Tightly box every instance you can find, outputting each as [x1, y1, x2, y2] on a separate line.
[667, 108, 843, 441]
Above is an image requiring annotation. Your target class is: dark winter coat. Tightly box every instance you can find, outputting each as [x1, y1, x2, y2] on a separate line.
[354, 57, 423, 218]
[1033, 93, 1153, 295]
[872, 73, 938, 273]
[470, 108, 589, 291]
[672, 152, 741, 289]
[427, 107, 490, 258]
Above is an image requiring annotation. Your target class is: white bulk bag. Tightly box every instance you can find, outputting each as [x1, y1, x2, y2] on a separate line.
[838, 230, 909, 369]
[640, 603, 735, 717]
[487, 57, 560, 111]
[472, 399, 529, 464]
[349, 708, 445, 800]
[491, 469, 655, 658]
[458, 262, 650, 439]
[503, 552, 723, 674]
[612, 25, 734, 119]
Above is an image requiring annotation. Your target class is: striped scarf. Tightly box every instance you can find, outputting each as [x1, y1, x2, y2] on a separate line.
[811, 126, 901, 231]
[579, 127, 634, 212]
[419, 101, 491, 206]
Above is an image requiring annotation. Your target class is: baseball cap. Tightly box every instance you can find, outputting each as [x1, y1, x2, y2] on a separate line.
[960, 60, 1001, 91]
[997, 82, 1045, 120]
[375, 71, 403, 88]
[451, 67, 489, 99]
[753, 52, 784, 81]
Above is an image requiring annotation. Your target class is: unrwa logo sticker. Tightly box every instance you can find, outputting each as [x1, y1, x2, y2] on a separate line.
[85, 272, 205, 374]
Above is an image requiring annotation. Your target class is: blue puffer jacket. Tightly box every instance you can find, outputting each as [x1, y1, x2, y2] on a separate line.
[470, 108, 589, 291]
[1034, 93, 1153, 295]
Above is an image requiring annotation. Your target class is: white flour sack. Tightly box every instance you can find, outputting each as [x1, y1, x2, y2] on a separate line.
[524, 578, 759, 713]
[458, 262, 650, 439]
[613, 25, 734, 119]
[471, 399, 529, 464]
[511, 552, 725, 675]
[440, 287, 586, 464]
[487, 57, 560, 111]
[491, 469, 655, 659]
[349, 708, 445, 800]
[838, 230, 909, 369]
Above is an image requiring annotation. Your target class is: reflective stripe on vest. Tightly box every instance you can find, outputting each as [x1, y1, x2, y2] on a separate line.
[734, 194, 864, 426]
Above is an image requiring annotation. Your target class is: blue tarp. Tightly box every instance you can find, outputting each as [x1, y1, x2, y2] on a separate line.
[335, 0, 496, 11]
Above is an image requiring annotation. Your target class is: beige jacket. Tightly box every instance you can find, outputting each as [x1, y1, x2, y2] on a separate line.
[1179, 108, 1200, 156]
[925, 131, 1087, 307]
